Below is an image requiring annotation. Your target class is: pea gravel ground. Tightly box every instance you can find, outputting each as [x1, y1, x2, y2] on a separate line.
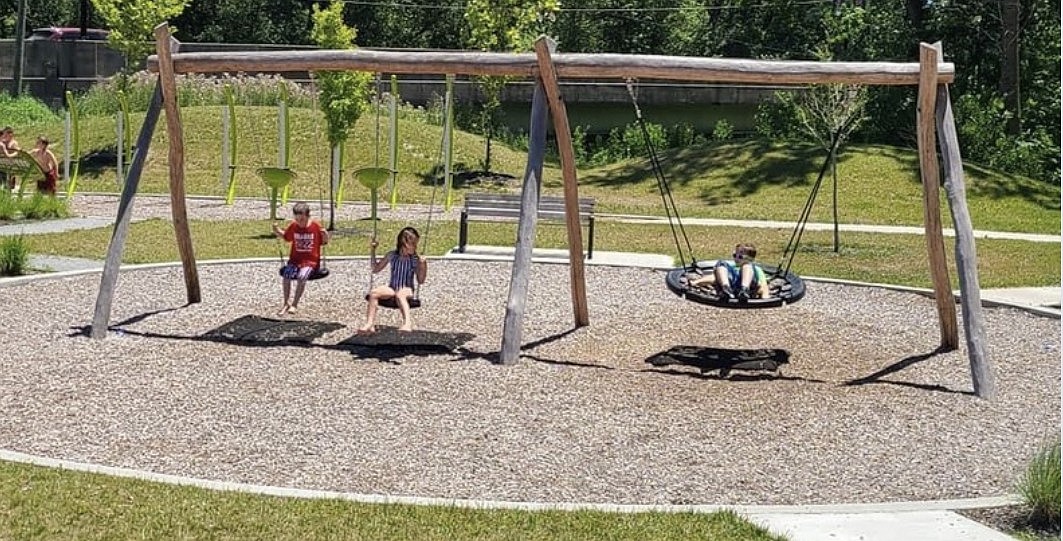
[0, 257, 1058, 506]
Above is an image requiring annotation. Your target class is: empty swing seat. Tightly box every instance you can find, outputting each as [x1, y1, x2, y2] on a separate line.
[665, 260, 806, 309]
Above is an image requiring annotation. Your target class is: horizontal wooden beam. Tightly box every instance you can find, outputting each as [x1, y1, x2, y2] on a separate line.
[146, 49, 954, 86]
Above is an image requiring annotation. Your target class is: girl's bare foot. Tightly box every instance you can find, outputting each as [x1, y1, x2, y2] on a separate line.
[277, 304, 291, 316]
[287, 305, 298, 314]
[357, 324, 376, 334]
[398, 323, 413, 332]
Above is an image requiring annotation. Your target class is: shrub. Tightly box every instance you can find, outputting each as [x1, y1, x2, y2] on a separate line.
[0, 92, 60, 125]
[0, 235, 29, 276]
[0, 190, 17, 220]
[21, 193, 70, 220]
[754, 92, 801, 140]
[954, 92, 1060, 183]
[1017, 438, 1061, 528]
[75, 71, 317, 115]
[712, 119, 735, 142]
[669, 122, 700, 147]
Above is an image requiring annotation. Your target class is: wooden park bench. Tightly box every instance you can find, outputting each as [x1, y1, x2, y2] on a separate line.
[458, 192, 596, 259]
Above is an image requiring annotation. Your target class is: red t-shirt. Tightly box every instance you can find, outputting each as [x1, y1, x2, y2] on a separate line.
[283, 221, 324, 268]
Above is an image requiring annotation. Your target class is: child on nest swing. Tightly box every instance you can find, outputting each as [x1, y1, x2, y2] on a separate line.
[358, 227, 428, 333]
[272, 202, 329, 315]
[690, 243, 771, 303]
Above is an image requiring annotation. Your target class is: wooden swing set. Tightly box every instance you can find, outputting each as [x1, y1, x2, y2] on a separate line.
[90, 22, 993, 398]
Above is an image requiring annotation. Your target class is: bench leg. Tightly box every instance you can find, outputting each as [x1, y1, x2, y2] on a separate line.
[587, 216, 595, 260]
[458, 210, 468, 253]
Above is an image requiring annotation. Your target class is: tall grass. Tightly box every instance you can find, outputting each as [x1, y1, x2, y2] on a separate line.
[1017, 438, 1061, 529]
[0, 190, 18, 220]
[20, 193, 70, 220]
[0, 235, 29, 276]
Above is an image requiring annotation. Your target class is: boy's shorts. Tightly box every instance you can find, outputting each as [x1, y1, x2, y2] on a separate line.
[279, 263, 315, 280]
[719, 261, 767, 293]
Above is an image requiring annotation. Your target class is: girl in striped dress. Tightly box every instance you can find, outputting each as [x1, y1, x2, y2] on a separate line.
[359, 227, 428, 333]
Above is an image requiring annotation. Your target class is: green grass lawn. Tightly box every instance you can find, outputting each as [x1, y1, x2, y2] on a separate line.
[0, 461, 784, 541]
[15, 106, 1060, 235]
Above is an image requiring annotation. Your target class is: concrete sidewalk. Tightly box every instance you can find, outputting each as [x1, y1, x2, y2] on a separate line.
[0, 216, 114, 236]
[604, 214, 1061, 243]
[745, 510, 1015, 541]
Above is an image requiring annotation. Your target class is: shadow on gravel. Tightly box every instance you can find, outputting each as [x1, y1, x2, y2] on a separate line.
[338, 327, 476, 364]
[644, 345, 799, 380]
[67, 305, 194, 338]
[71, 314, 479, 366]
[203, 315, 344, 344]
[843, 347, 975, 396]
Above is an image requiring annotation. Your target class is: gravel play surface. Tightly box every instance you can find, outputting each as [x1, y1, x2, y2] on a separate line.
[1, 259, 1058, 506]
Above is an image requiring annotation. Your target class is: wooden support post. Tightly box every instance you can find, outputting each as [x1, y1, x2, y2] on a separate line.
[916, 42, 958, 350]
[934, 69, 994, 399]
[534, 36, 589, 328]
[155, 23, 201, 304]
[500, 80, 550, 365]
[90, 83, 165, 339]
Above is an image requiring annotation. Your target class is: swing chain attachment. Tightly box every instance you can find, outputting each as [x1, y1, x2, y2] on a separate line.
[624, 78, 644, 121]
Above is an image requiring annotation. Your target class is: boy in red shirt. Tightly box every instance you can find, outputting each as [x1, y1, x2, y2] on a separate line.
[272, 202, 329, 315]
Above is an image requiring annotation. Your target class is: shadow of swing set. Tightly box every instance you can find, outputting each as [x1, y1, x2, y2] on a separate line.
[87, 24, 995, 398]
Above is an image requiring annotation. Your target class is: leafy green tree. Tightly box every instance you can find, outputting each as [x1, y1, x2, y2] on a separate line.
[173, 0, 314, 45]
[348, 0, 465, 49]
[760, 4, 877, 251]
[90, 0, 188, 72]
[0, 0, 87, 38]
[310, 0, 371, 178]
[925, 0, 1059, 182]
[464, 0, 559, 173]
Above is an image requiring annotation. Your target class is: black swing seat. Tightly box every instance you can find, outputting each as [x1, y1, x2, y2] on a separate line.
[665, 260, 806, 309]
[365, 295, 422, 310]
[278, 265, 330, 281]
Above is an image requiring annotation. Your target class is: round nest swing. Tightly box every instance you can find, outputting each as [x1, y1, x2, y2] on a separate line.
[665, 261, 806, 309]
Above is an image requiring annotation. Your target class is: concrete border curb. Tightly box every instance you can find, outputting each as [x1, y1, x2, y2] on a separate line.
[0, 449, 1020, 514]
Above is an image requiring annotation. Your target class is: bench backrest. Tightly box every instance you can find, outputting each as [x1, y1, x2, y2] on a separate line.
[464, 192, 595, 223]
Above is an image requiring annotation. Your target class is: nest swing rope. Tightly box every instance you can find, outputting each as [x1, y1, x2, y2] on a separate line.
[624, 78, 808, 309]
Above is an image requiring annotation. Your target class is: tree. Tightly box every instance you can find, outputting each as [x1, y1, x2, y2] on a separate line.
[763, 3, 875, 252]
[310, 0, 371, 215]
[173, 0, 314, 45]
[90, 0, 189, 73]
[464, 0, 559, 174]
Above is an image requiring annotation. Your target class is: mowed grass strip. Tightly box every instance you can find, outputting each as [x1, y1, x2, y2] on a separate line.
[0, 461, 785, 541]
[27, 218, 1061, 288]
